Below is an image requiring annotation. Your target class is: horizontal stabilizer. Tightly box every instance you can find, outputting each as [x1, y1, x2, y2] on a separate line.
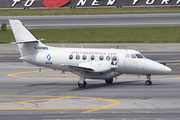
[11, 39, 46, 44]
[11, 40, 38, 44]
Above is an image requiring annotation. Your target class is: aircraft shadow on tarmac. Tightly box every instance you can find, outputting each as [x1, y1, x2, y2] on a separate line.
[29, 80, 150, 91]
[24, 79, 175, 91]
[25, 80, 143, 90]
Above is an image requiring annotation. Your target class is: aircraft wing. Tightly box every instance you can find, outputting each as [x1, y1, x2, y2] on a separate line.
[62, 61, 118, 73]
[68, 65, 94, 72]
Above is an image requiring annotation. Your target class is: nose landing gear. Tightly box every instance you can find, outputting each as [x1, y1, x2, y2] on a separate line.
[145, 74, 152, 86]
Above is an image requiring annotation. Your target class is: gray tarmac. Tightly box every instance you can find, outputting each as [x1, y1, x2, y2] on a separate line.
[0, 43, 180, 119]
[1, 14, 180, 29]
[1, 13, 180, 119]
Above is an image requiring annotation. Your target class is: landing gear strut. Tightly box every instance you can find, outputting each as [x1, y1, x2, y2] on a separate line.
[105, 78, 113, 84]
[145, 74, 152, 86]
[78, 71, 87, 88]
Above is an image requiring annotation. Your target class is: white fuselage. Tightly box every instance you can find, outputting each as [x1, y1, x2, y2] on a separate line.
[21, 44, 172, 80]
[9, 19, 172, 88]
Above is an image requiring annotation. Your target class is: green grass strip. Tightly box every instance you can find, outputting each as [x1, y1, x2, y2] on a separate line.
[0, 7, 180, 16]
[1, 26, 180, 43]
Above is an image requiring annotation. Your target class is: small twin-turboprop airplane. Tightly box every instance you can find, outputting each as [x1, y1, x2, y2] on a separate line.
[9, 19, 172, 88]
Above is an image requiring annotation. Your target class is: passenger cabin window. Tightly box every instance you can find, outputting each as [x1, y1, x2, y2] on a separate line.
[91, 55, 95, 60]
[82, 55, 87, 60]
[99, 55, 104, 61]
[76, 55, 80, 60]
[112, 56, 117, 61]
[136, 54, 144, 58]
[69, 54, 73, 60]
[106, 56, 110, 61]
[131, 54, 137, 59]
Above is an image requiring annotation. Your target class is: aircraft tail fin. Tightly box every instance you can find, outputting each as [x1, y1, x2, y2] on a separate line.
[9, 19, 46, 57]
[9, 19, 38, 43]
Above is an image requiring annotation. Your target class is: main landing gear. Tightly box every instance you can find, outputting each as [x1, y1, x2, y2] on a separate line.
[105, 78, 113, 84]
[145, 74, 152, 86]
[78, 71, 87, 88]
[78, 81, 87, 88]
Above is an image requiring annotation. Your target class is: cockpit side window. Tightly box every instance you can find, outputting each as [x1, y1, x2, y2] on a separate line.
[136, 54, 144, 58]
[131, 54, 137, 59]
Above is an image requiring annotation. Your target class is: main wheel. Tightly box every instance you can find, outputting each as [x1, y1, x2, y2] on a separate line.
[145, 80, 152, 86]
[105, 78, 113, 84]
[78, 81, 87, 88]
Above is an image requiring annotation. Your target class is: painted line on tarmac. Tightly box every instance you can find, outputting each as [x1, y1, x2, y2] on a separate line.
[166, 63, 180, 65]
[7, 70, 78, 79]
[13, 96, 74, 103]
[0, 95, 120, 113]
[82, 97, 120, 113]
[0, 55, 20, 58]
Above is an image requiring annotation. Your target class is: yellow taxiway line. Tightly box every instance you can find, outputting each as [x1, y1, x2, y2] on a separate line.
[167, 63, 180, 65]
[0, 95, 120, 113]
[7, 70, 79, 79]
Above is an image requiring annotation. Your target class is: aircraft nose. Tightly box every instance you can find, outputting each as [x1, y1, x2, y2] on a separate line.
[153, 62, 172, 74]
[146, 59, 172, 74]
[164, 65, 172, 74]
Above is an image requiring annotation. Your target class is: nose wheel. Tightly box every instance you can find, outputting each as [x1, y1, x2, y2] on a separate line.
[145, 74, 152, 86]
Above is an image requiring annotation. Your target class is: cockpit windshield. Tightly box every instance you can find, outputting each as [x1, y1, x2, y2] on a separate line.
[136, 54, 144, 58]
[131, 54, 137, 58]
[126, 53, 145, 59]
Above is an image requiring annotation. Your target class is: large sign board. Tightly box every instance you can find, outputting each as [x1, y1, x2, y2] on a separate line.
[1, 0, 180, 8]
